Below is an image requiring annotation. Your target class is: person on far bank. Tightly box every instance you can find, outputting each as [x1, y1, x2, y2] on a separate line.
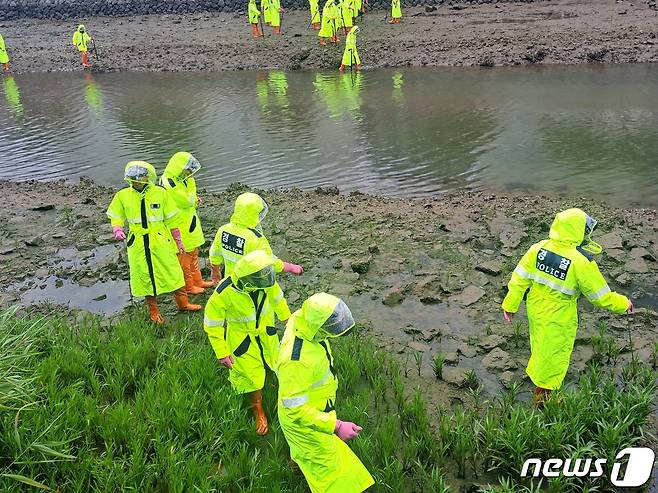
[309, 0, 321, 30]
[388, 0, 401, 24]
[268, 0, 284, 34]
[107, 161, 202, 325]
[208, 191, 303, 284]
[72, 24, 92, 68]
[248, 0, 264, 38]
[319, 0, 339, 46]
[339, 25, 360, 73]
[501, 208, 633, 406]
[0, 33, 10, 72]
[160, 152, 215, 296]
[261, 0, 272, 27]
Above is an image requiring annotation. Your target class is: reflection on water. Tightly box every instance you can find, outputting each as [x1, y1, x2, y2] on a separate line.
[0, 65, 657, 206]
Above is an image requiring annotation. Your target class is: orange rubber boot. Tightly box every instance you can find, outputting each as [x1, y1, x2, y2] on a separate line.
[174, 288, 202, 311]
[251, 24, 258, 38]
[339, 64, 346, 73]
[533, 387, 552, 408]
[81, 52, 91, 68]
[355, 64, 361, 72]
[179, 252, 204, 295]
[2, 63, 9, 72]
[191, 248, 215, 288]
[320, 37, 327, 46]
[248, 389, 269, 436]
[274, 26, 281, 34]
[145, 296, 165, 325]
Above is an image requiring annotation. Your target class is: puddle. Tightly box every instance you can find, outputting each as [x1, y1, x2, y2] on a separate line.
[51, 244, 121, 270]
[15, 275, 130, 315]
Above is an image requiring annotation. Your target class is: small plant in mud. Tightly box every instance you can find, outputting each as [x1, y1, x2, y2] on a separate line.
[413, 351, 423, 376]
[651, 342, 658, 369]
[464, 369, 479, 390]
[467, 384, 485, 413]
[512, 320, 525, 348]
[59, 205, 74, 226]
[432, 352, 446, 380]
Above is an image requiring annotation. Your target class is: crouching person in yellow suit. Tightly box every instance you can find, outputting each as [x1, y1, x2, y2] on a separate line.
[204, 250, 291, 435]
[276, 293, 374, 493]
[340, 26, 360, 72]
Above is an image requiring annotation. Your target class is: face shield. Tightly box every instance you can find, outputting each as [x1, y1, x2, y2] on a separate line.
[581, 214, 602, 255]
[259, 199, 269, 223]
[179, 155, 201, 181]
[124, 164, 151, 185]
[237, 265, 275, 291]
[313, 300, 355, 342]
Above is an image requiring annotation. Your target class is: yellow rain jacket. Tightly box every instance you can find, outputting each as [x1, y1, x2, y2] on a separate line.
[319, 0, 337, 38]
[106, 162, 184, 298]
[391, 0, 401, 18]
[502, 208, 629, 390]
[0, 35, 9, 64]
[310, 0, 320, 24]
[339, 0, 353, 29]
[261, 0, 272, 24]
[72, 26, 91, 52]
[269, 0, 281, 28]
[204, 251, 291, 394]
[341, 27, 360, 66]
[209, 192, 284, 277]
[276, 294, 374, 493]
[160, 152, 205, 253]
[353, 0, 362, 17]
[249, 0, 260, 24]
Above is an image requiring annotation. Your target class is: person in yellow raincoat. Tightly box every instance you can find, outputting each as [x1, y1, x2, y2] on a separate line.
[0, 34, 10, 72]
[319, 0, 339, 46]
[106, 161, 202, 324]
[72, 24, 92, 68]
[208, 191, 303, 283]
[339, 26, 360, 72]
[338, 0, 353, 35]
[309, 0, 321, 29]
[502, 208, 632, 405]
[248, 0, 264, 37]
[353, 0, 364, 21]
[160, 152, 215, 297]
[388, 0, 401, 24]
[204, 250, 291, 435]
[269, 0, 283, 34]
[261, 0, 272, 26]
[276, 293, 374, 493]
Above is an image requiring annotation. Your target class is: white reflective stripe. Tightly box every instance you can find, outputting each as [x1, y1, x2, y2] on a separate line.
[514, 266, 577, 296]
[273, 292, 284, 303]
[587, 285, 610, 301]
[282, 395, 309, 408]
[221, 251, 243, 264]
[204, 316, 224, 327]
[227, 314, 256, 323]
[126, 217, 165, 224]
[309, 370, 332, 389]
[165, 209, 178, 219]
[106, 211, 122, 220]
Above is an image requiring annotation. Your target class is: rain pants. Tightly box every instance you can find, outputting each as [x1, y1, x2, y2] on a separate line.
[310, 0, 321, 24]
[261, 0, 272, 24]
[160, 152, 205, 253]
[72, 29, 91, 52]
[106, 169, 184, 298]
[319, 0, 338, 38]
[0, 35, 9, 64]
[203, 259, 291, 394]
[339, 0, 354, 29]
[269, 0, 281, 27]
[501, 208, 629, 390]
[276, 296, 374, 493]
[249, 0, 261, 24]
[391, 0, 401, 19]
[209, 192, 284, 277]
[341, 28, 360, 66]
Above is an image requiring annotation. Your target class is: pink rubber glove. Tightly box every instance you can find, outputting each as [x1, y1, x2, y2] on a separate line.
[170, 228, 185, 254]
[627, 300, 634, 314]
[113, 226, 126, 241]
[335, 419, 362, 441]
[211, 264, 223, 284]
[503, 311, 513, 323]
[283, 262, 304, 275]
[218, 355, 234, 369]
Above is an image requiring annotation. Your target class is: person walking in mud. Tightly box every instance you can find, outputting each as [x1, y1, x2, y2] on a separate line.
[388, 0, 401, 24]
[249, 0, 264, 37]
[106, 161, 202, 325]
[276, 293, 374, 493]
[0, 33, 11, 72]
[309, 0, 321, 30]
[339, 25, 361, 72]
[501, 208, 633, 406]
[72, 24, 93, 69]
[203, 250, 291, 435]
[338, 0, 354, 35]
[208, 191, 303, 284]
[319, 0, 339, 46]
[268, 0, 284, 34]
[261, 0, 272, 28]
[160, 152, 215, 297]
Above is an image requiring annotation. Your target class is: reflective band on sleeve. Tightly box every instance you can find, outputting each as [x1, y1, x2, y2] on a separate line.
[204, 316, 225, 327]
[226, 314, 256, 323]
[221, 251, 243, 264]
[309, 370, 332, 389]
[587, 285, 611, 301]
[273, 292, 284, 303]
[106, 211, 122, 220]
[165, 209, 178, 219]
[282, 395, 309, 408]
[514, 266, 577, 296]
[127, 216, 165, 224]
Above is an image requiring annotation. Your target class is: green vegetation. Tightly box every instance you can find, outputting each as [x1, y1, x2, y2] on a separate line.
[1, 308, 656, 492]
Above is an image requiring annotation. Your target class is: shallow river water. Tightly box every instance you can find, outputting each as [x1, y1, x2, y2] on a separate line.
[1, 64, 657, 206]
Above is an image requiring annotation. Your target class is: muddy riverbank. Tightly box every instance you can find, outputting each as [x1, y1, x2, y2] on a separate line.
[1, 0, 657, 73]
[1, 178, 657, 408]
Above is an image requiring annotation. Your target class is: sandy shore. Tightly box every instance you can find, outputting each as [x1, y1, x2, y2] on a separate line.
[1, 0, 657, 73]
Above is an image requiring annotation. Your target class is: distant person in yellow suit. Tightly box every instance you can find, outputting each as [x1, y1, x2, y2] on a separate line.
[388, 0, 401, 24]
[502, 208, 633, 405]
[309, 0, 321, 29]
[0, 34, 10, 72]
[276, 293, 374, 493]
[249, 0, 264, 37]
[72, 24, 92, 68]
[319, 0, 339, 46]
[338, 0, 353, 35]
[339, 26, 360, 72]
[269, 0, 283, 34]
[204, 250, 291, 435]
